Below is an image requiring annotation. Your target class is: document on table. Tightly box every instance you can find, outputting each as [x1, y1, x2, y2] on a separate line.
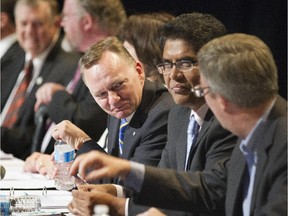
[0, 171, 55, 189]
[0, 155, 55, 189]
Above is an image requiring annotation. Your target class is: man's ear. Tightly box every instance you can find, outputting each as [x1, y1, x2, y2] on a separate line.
[135, 62, 145, 82]
[1, 13, 9, 28]
[217, 94, 235, 114]
[82, 14, 93, 31]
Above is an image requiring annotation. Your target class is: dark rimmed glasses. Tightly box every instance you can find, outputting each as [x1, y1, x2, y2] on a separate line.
[157, 59, 198, 75]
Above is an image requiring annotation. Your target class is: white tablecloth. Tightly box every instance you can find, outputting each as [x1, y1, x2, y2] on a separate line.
[0, 151, 73, 215]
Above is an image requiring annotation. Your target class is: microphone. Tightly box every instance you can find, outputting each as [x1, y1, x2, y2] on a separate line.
[31, 105, 49, 153]
[0, 165, 6, 180]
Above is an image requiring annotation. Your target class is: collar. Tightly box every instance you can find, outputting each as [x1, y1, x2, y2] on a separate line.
[125, 111, 135, 124]
[190, 103, 209, 128]
[240, 98, 276, 154]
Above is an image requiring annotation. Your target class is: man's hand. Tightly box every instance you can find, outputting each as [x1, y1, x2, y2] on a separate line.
[24, 152, 56, 179]
[34, 83, 66, 111]
[77, 184, 117, 197]
[24, 152, 42, 173]
[70, 151, 131, 182]
[51, 120, 91, 149]
[68, 190, 126, 216]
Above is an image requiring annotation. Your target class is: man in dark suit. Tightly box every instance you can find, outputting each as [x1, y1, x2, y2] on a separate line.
[0, 0, 24, 111]
[52, 36, 174, 167]
[65, 13, 237, 216]
[0, 0, 79, 160]
[23, 0, 127, 175]
[69, 33, 287, 216]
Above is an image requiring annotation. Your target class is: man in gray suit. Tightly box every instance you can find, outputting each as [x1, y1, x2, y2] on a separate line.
[0, 0, 24, 111]
[65, 13, 237, 216]
[70, 33, 287, 216]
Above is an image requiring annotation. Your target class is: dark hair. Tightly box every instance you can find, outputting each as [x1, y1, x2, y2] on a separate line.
[1, 0, 17, 25]
[118, 12, 174, 83]
[159, 13, 227, 53]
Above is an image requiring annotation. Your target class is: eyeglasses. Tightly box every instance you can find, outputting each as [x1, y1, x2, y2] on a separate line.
[191, 86, 211, 97]
[157, 59, 198, 75]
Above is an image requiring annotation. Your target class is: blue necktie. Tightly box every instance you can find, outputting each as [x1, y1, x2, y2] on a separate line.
[185, 115, 200, 170]
[242, 149, 256, 216]
[119, 118, 128, 155]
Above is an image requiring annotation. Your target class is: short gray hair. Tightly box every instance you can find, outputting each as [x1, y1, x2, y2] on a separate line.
[198, 33, 278, 108]
[77, 0, 127, 36]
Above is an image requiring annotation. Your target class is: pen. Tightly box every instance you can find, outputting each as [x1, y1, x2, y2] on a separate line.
[76, 173, 88, 185]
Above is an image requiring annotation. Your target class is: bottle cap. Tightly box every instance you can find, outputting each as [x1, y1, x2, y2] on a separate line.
[94, 204, 109, 214]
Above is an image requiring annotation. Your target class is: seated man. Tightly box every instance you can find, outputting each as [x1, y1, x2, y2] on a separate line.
[69, 33, 287, 216]
[0, 0, 79, 160]
[51, 36, 174, 178]
[22, 0, 128, 175]
[66, 13, 237, 216]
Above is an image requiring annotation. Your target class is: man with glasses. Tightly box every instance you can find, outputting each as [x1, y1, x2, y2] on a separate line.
[60, 13, 237, 216]
[70, 33, 287, 216]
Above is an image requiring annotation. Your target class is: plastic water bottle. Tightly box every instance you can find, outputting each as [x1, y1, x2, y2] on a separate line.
[93, 204, 110, 216]
[54, 140, 75, 190]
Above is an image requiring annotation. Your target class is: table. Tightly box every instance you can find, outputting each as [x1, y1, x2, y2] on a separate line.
[0, 151, 73, 215]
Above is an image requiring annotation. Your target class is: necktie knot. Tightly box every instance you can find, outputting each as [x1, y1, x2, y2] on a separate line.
[187, 115, 200, 136]
[24, 60, 34, 83]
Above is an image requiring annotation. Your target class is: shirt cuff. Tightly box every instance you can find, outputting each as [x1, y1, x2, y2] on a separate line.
[112, 184, 126, 198]
[125, 198, 129, 216]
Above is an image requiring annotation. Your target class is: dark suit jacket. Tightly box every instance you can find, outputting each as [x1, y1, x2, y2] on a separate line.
[132, 96, 287, 216]
[42, 79, 108, 154]
[129, 105, 237, 216]
[1, 41, 25, 111]
[77, 80, 174, 169]
[1, 36, 80, 160]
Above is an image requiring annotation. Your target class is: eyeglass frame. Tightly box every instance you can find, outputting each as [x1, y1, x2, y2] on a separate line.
[191, 86, 211, 97]
[157, 59, 198, 75]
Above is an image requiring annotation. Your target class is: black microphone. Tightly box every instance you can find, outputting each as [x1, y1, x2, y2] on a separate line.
[31, 105, 49, 153]
[0, 165, 6, 180]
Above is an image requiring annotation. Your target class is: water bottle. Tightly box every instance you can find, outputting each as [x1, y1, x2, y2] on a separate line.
[54, 140, 75, 190]
[93, 204, 110, 216]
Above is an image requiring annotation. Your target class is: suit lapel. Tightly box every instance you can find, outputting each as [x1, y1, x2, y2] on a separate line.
[177, 108, 191, 169]
[226, 145, 247, 216]
[195, 109, 214, 147]
[249, 107, 276, 212]
[107, 117, 121, 157]
[187, 109, 214, 166]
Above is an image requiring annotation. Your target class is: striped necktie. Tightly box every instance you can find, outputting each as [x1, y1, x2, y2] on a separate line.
[2, 60, 33, 128]
[119, 118, 128, 155]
